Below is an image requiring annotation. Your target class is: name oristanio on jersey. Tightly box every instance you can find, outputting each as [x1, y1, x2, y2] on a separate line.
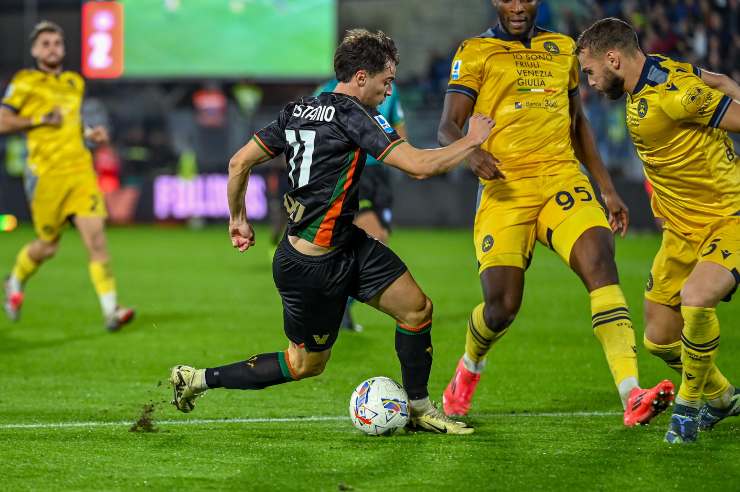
[292, 104, 336, 122]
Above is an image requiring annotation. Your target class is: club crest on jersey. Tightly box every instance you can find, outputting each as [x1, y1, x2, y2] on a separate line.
[481, 235, 494, 253]
[543, 41, 560, 54]
[637, 98, 649, 118]
[374, 115, 394, 133]
[451, 60, 462, 80]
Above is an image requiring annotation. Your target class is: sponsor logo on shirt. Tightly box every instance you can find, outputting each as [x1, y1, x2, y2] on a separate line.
[451, 60, 462, 80]
[374, 114, 394, 133]
[681, 86, 713, 115]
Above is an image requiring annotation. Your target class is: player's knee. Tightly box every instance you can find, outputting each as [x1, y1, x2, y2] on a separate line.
[679, 282, 713, 308]
[396, 294, 432, 328]
[39, 241, 59, 260]
[483, 295, 520, 332]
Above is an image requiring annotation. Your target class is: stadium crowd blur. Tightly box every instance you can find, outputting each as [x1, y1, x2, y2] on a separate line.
[0, 0, 738, 223]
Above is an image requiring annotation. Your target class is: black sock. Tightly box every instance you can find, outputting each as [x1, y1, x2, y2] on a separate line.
[395, 322, 432, 400]
[205, 352, 294, 390]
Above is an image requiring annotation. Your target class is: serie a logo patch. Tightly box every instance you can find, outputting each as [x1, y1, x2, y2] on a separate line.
[451, 60, 462, 80]
[374, 115, 394, 133]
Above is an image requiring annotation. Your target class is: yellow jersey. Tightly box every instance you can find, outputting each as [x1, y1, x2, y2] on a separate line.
[448, 26, 580, 181]
[626, 55, 738, 235]
[1, 69, 93, 177]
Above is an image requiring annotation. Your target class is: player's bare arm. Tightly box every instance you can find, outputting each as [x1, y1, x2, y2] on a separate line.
[438, 92, 504, 180]
[226, 139, 272, 252]
[717, 100, 740, 133]
[0, 106, 61, 134]
[384, 113, 494, 179]
[700, 70, 740, 101]
[569, 93, 629, 236]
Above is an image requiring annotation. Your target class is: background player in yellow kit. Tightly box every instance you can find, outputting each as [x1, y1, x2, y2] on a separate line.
[0, 21, 134, 331]
[438, 0, 674, 426]
[577, 17, 740, 443]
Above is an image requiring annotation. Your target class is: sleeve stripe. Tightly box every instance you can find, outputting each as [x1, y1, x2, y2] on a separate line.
[447, 84, 478, 101]
[1, 102, 19, 113]
[568, 87, 579, 97]
[693, 65, 701, 77]
[378, 138, 406, 161]
[252, 134, 276, 157]
[708, 95, 732, 128]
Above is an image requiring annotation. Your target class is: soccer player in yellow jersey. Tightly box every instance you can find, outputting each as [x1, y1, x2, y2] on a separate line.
[438, 0, 675, 426]
[577, 17, 740, 443]
[0, 21, 134, 331]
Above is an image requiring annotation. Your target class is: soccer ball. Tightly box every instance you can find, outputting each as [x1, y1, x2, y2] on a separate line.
[349, 376, 409, 436]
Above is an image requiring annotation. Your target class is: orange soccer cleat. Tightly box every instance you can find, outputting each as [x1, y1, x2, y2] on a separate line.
[623, 379, 675, 427]
[442, 357, 482, 417]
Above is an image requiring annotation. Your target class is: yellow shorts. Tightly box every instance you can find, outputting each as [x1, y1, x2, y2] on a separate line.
[646, 216, 740, 306]
[474, 169, 609, 272]
[27, 171, 106, 242]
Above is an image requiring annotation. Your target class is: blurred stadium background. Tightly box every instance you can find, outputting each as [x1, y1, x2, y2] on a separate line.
[1, 0, 737, 232]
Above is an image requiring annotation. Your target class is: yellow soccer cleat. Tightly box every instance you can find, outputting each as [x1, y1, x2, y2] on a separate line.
[409, 402, 474, 435]
[170, 365, 207, 413]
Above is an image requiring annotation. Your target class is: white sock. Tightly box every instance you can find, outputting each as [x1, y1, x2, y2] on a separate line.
[410, 397, 433, 415]
[617, 376, 640, 409]
[100, 292, 117, 318]
[8, 274, 22, 293]
[707, 385, 735, 409]
[462, 353, 487, 374]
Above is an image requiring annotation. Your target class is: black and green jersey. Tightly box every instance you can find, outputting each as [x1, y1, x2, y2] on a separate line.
[254, 92, 404, 247]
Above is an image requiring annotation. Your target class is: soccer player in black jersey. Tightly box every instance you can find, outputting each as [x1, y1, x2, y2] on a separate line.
[169, 29, 495, 434]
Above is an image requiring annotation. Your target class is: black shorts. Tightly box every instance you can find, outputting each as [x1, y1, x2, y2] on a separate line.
[272, 225, 407, 351]
[358, 165, 393, 230]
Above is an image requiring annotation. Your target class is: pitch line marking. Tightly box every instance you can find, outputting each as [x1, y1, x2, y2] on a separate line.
[0, 411, 622, 430]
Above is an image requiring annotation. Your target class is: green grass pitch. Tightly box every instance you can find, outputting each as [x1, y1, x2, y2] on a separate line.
[1, 225, 738, 490]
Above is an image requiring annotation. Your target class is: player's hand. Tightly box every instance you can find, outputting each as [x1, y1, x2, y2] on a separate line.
[602, 189, 629, 237]
[466, 113, 495, 145]
[229, 218, 255, 252]
[468, 148, 505, 180]
[85, 125, 110, 145]
[40, 107, 62, 127]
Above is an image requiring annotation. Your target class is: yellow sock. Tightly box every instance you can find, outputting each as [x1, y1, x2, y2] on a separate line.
[590, 285, 639, 396]
[464, 303, 508, 367]
[11, 245, 40, 285]
[89, 260, 117, 317]
[679, 306, 721, 405]
[643, 335, 729, 399]
[642, 337, 682, 373]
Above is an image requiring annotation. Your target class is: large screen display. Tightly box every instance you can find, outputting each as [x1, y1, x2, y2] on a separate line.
[82, 0, 336, 79]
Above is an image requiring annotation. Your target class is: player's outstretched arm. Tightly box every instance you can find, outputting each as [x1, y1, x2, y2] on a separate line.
[227, 139, 272, 252]
[0, 106, 61, 134]
[717, 100, 740, 133]
[569, 94, 629, 236]
[700, 70, 740, 101]
[438, 92, 504, 180]
[383, 113, 495, 179]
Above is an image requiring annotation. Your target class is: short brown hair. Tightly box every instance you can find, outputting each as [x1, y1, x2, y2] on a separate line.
[30, 20, 64, 44]
[334, 29, 399, 83]
[576, 18, 640, 56]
